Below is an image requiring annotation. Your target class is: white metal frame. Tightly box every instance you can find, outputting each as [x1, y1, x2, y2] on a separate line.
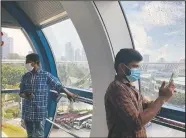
[60, 1, 134, 137]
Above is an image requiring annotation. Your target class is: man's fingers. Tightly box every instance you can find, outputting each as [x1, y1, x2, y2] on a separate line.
[160, 81, 166, 89]
[168, 81, 175, 90]
[168, 80, 175, 87]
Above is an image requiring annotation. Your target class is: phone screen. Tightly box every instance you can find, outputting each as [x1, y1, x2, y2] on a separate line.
[168, 72, 175, 85]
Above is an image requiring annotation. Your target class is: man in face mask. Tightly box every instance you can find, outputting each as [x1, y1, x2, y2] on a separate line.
[105, 49, 176, 138]
[20, 53, 77, 138]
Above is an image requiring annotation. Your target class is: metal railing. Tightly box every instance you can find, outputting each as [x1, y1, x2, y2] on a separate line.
[2, 88, 93, 137]
[1, 88, 185, 136]
[46, 118, 80, 138]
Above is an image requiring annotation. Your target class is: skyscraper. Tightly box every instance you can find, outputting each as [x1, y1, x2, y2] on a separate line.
[65, 42, 74, 61]
[81, 49, 86, 61]
[75, 48, 81, 61]
[2, 32, 13, 59]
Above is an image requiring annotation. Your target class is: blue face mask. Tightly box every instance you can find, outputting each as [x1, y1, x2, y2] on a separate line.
[121, 64, 141, 82]
[126, 68, 140, 82]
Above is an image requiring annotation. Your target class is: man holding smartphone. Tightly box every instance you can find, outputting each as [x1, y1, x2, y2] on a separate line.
[105, 49, 176, 138]
[20, 53, 77, 138]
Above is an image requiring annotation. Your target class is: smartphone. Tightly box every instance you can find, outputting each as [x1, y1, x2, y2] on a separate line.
[168, 72, 175, 85]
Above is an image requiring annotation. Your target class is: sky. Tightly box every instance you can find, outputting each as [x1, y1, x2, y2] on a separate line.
[2, 28, 32, 56]
[42, 19, 84, 59]
[1, 1, 185, 62]
[121, 1, 185, 62]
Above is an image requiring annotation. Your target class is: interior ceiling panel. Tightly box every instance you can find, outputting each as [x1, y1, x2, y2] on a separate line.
[1, 7, 21, 28]
[16, 1, 68, 27]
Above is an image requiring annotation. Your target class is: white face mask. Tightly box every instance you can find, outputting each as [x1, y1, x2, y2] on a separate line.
[25, 63, 34, 71]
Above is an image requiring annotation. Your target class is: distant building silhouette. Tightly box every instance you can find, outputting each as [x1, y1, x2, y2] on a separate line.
[75, 48, 81, 61]
[65, 42, 74, 61]
[2, 32, 13, 59]
[81, 49, 86, 61]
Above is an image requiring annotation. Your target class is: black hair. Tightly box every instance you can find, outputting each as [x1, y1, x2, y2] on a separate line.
[114, 48, 143, 73]
[26, 53, 40, 64]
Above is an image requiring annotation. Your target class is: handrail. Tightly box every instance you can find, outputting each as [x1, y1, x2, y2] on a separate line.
[46, 118, 80, 138]
[1, 88, 185, 131]
[151, 117, 185, 132]
[155, 116, 185, 128]
[1, 89, 93, 104]
[50, 90, 93, 104]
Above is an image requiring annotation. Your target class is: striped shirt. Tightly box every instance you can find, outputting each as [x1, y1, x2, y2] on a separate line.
[105, 75, 152, 138]
[20, 69, 64, 121]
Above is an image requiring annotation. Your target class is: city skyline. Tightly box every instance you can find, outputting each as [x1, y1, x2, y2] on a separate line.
[2, 26, 185, 62]
[2, 32, 13, 59]
[2, 1, 185, 62]
[1, 27, 185, 63]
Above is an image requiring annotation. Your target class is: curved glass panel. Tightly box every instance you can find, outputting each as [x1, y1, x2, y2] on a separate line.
[121, 2, 185, 109]
[42, 19, 92, 90]
[1, 27, 34, 137]
[42, 19, 93, 137]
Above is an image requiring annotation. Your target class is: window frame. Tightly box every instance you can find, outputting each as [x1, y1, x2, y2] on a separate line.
[21, 28, 37, 53]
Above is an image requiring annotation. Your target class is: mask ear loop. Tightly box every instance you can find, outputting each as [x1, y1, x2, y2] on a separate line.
[120, 63, 131, 77]
[120, 63, 131, 76]
[119, 64, 132, 83]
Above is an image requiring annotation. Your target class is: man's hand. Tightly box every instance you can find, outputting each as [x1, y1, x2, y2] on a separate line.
[25, 93, 34, 100]
[62, 88, 78, 102]
[66, 91, 78, 102]
[139, 80, 176, 127]
[56, 92, 77, 103]
[19, 92, 34, 100]
[159, 80, 175, 102]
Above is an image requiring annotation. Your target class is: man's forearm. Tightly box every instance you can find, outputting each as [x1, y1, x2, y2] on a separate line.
[60, 87, 70, 95]
[140, 97, 165, 126]
[146, 101, 154, 108]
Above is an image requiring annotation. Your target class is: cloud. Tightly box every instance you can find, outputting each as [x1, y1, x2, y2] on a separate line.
[144, 44, 169, 62]
[130, 24, 152, 53]
[164, 30, 180, 36]
[140, 1, 185, 26]
[157, 44, 168, 58]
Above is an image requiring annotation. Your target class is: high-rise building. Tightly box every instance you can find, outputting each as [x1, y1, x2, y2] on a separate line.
[65, 42, 74, 61]
[2, 32, 13, 59]
[8, 37, 13, 53]
[81, 49, 86, 61]
[75, 48, 81, 61]
[143, 54, 150, 62]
